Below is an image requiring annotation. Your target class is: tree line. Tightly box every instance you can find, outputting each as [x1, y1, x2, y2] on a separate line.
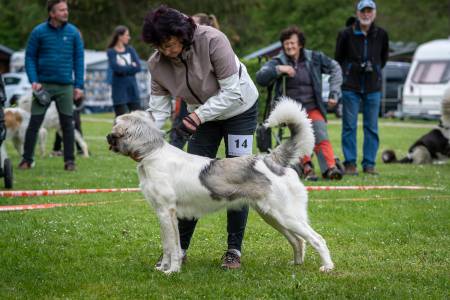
[0, 0, 448, 59]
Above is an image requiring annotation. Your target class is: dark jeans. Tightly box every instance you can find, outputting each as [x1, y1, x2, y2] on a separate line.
[179, 102, 258, 252]
[23, 84, 74, 164]
[113, 102, 142, 117]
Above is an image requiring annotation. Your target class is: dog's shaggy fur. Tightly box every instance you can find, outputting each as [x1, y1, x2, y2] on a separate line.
[107, 97, 334, 274]
[382, 87, 450, 164]
[3, 107, 30, 155]
[18, 94, 89, 157]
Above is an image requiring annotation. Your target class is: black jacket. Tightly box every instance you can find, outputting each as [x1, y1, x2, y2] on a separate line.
[335, 21, 389, 93]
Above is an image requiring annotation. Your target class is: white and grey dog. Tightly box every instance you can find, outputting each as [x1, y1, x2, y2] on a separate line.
[382, 87, 450, 164]
[107, 97, 334, 274]
[18, 94, 89, 157]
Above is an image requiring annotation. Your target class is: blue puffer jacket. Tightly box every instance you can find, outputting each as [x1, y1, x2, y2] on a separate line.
[25, 20, 84, 89]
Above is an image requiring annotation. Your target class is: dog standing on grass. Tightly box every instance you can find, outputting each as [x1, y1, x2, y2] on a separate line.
[382, 87, 450, 164]
[17, 94, 89, 157]
[2, 107, 30, 155]
[107, 97, 334, 274]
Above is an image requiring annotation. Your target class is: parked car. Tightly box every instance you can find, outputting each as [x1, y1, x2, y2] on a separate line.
[3, 72, 31, 107]
[381, 61, 411, 116]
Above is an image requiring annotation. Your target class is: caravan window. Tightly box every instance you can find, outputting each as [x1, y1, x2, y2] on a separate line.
[411, 61, 450, 84]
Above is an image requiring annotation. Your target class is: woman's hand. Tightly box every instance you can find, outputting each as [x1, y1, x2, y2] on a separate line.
[327, 98, 338, 109]
[277, 65, 296, 77]
[176, 112, 201, 138]
[182, 112, 201, 131]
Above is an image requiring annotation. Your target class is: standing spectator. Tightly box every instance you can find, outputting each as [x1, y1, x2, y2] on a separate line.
[142, 5, 259, 269]
[169, 13, 221, 150]
[107, 25, 142, 117]
[256, 26, 343, 180]
[335, 0, 389, 175]
[19, 0, 84, 171]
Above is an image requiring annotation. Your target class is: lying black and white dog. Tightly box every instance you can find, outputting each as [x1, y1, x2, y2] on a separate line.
[382, 88, 450, 164]
[107, 97, 334, 274]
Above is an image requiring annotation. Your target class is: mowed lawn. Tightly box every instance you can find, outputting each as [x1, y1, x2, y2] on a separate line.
[1, 113, 449, 299]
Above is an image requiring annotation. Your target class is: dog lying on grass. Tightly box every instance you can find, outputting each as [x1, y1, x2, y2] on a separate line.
[382, 87, 450, 164]
[107, 97, 334, 274]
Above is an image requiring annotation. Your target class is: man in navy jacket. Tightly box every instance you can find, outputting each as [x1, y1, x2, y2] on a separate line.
[19, 0, 84, 171]
[335, 0, 389, 175]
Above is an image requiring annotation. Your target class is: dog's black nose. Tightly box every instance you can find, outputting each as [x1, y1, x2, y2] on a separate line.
[106, 134, 113, 145]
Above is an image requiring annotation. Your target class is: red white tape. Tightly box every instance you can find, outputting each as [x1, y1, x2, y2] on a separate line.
[306, 185, 439, 191]
[0, 188, 140, 198]
[0, 200, 126, 212]
[0, 185, 439, 199]
[0, 186, 442, 212]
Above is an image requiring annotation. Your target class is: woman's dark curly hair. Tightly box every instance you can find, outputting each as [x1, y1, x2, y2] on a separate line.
[279, 26, 306, 47]
[142, 5, 196, 47]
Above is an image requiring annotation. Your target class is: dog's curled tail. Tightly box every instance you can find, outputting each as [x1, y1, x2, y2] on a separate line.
[265, 97, 314, 167]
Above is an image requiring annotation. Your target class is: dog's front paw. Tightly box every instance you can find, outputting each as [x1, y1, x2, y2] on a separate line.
[155, 264, 166, 272]
[163, 266, 181, 275]
[319, 263, 334, 273]
[289, 258, 304, 265]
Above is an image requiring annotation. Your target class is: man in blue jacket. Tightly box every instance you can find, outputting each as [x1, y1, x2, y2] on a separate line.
[19, 0, 84, 171]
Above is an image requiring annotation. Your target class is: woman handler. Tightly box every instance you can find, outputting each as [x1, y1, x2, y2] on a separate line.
[142, 5, 258, 269]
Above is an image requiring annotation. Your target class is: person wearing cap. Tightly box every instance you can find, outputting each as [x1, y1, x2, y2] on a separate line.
[335, 0, 389, 175]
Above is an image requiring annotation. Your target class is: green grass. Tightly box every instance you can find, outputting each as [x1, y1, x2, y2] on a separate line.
[1, 114, 449, 299]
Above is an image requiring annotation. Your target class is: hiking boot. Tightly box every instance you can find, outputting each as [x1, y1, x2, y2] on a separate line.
[344, 163, 359, 176]
[155, 251, 187, 269]
[221, 249, 241, 270]
[18, 160, 34, 170]
[322, 166, 343, 180]
[363, 166, 379, 175]
[64, 161, 76, 171]
[302, 163, 318, 181]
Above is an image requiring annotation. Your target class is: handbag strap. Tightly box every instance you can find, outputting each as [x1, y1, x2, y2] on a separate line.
[262, 84, 273, 120]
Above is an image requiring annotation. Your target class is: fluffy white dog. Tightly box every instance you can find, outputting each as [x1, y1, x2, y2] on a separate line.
[107, 97, 334, 274]
[18, 94, 89, 157]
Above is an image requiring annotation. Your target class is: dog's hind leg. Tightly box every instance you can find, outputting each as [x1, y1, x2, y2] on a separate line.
[411, 146, 432, 164]
[255, 207, 305, 265]
[38, 128, 47, 157]
[74, 129, 89, 157]
[284, 219, 334, 272]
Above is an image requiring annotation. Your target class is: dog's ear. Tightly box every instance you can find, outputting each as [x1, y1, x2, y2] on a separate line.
[114, 126, 125, 137]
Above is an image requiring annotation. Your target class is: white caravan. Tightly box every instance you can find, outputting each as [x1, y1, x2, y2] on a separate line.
[402, 39, 450, 118]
